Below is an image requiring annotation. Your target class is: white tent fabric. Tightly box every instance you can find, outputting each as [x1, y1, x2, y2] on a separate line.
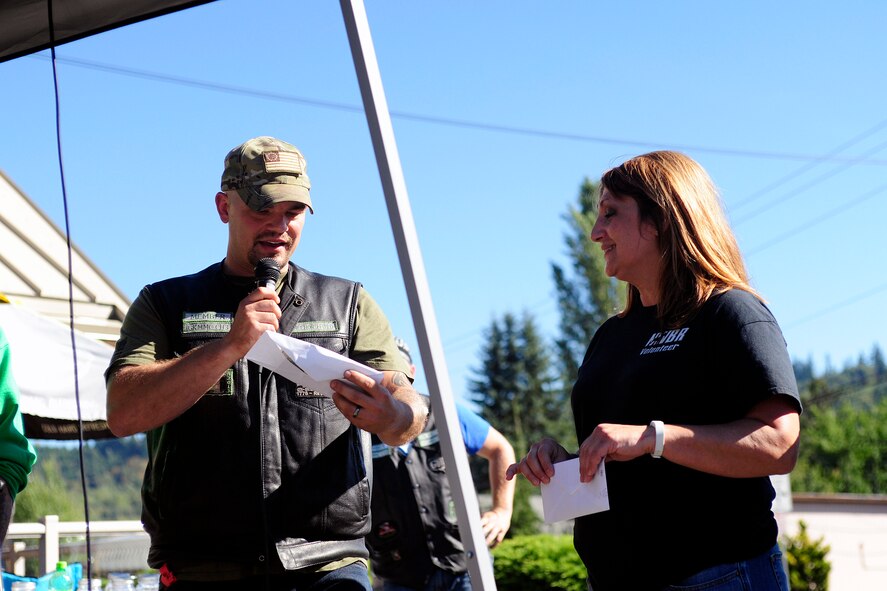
[0, 303, 112, 438]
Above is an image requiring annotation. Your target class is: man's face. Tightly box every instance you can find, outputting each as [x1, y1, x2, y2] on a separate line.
[216, 191, 308, 276]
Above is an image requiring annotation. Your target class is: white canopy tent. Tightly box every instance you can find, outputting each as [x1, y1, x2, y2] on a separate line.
[0, 302, 113, 439]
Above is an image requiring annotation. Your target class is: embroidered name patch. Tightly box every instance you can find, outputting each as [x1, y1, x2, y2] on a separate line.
[290, 321, 338, 334]
[182, 312, 233, 334]
[206, 368, 234, 397]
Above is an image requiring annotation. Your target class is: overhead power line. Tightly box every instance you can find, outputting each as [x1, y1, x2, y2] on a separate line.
[29, 54, 887, 167]
[783, 281, 887, 331]
[730, 118, 887, 212]
[23, 55, 886, 367]
[734, 136, 887, 226]
[745, 183, 887, 257]
[806, 377, 887, 406]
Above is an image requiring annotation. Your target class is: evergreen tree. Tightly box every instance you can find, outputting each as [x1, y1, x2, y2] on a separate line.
[792, 357, 816, 390]
[872, 344, 886, 381]
[550, 178, 623, 393]
[468, 312, 566, 456]
[871, 344, 887, 404]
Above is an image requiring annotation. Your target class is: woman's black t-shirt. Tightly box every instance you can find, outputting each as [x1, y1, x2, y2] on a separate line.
[570, 289, 801, 590]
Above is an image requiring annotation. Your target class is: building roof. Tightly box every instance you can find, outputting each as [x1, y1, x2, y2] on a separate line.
[0, 169, 130, 344]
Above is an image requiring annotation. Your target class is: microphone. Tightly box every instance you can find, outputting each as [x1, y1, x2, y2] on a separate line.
[255, 258, 281, 289]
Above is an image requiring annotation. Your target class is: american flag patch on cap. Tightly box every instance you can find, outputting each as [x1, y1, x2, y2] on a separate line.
[264, 150, 304, 174]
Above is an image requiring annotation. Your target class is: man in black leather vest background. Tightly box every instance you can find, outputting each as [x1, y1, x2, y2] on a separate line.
[367, 339, 515, 591]
[105, 136, 429, 591]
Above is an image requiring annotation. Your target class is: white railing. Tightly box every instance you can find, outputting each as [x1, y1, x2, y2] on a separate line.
[4, 516, 148, 576]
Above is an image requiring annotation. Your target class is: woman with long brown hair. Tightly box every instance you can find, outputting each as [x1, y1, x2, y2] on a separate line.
[507, 151, 800, 590]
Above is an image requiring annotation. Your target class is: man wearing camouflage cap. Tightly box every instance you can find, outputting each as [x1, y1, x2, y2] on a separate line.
[106, 136, 429, 591]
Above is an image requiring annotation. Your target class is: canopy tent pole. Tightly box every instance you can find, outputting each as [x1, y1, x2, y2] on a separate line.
[339, 1, 497, 589]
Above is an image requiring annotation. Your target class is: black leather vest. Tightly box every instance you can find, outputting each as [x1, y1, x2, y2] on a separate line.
[140, 262, 371, 571]
[366, 414, 468, 587]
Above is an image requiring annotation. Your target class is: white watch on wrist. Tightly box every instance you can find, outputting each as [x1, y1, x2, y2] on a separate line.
[649, 420, 664, 459]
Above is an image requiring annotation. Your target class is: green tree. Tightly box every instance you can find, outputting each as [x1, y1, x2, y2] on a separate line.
[506, 478, 541, 537]
[15, 456, 83, 522]
[792, 397, 886, 494]
[468, 312, 563, 537]
[872, 345, 886, 382]
[15, 437, 147, 523]
[870, 344, 887, 403]
[550, 179, 624, 397]
[469, 312, 565, 455]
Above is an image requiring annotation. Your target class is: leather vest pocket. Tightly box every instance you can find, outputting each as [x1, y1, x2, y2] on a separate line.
[274, 383, 371, 539]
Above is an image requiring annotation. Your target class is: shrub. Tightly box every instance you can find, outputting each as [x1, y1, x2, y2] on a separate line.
[492, 534, 586, 591]
[783, 520, 831, 591]
[506, 478, 542, 538]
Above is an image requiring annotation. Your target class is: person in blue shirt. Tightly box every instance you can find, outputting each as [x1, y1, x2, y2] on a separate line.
[366, 338, 515, 591]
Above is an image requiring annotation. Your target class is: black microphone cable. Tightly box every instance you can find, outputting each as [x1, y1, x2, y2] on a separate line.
[46, 0, 93, 582]
[254, 258, 280, 591]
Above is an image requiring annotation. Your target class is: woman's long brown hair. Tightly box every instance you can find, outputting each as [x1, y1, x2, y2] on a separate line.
[601, 151, 761, 326]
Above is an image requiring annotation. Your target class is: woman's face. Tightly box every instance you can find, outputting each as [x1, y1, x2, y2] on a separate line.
[590, 188, 663, 303]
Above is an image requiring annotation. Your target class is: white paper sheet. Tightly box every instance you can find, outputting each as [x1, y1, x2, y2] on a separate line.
[540, 458, 610, 523]
[244, 331, 384, 396]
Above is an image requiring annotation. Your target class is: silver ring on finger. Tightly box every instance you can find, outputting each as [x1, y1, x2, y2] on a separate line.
[353, 405, 362, 418]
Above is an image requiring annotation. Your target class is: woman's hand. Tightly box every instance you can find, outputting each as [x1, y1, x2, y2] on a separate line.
[578, 423, 652, 483]
[505, 437, 572, 486]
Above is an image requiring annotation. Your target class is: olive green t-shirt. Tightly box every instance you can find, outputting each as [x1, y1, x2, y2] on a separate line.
[106, 271, 410, 380]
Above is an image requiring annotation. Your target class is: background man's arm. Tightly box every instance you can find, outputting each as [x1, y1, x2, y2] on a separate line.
[477, 426, 516, 547]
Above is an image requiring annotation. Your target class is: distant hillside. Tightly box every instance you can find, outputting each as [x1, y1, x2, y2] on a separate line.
[793, 343, 887, 408]
[17, 436, 147, 522]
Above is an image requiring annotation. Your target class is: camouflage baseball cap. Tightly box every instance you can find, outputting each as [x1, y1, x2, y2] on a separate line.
[221, 136, 312, 212]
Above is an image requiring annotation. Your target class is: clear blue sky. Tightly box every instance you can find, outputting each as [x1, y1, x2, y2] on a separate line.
[2, 1, 885, 399]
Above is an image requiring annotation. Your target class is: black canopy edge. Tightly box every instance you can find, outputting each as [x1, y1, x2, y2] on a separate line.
[0, 0, 217, 64]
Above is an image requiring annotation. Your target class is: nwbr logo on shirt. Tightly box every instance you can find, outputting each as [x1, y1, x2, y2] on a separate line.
[640, 328, 689, 355]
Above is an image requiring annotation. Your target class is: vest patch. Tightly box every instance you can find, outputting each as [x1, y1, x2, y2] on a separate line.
[206, 368, 234, 397]
[291, 320, 338, 334]
[183, 311, 233, 334]
[375, 520, 398, 539]
[295, 384, 322, 397]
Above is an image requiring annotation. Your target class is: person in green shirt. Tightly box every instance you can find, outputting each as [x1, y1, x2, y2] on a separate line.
[0, 324, 38, 542]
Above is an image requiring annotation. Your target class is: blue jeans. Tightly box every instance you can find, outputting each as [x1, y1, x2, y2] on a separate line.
[663, 544, 789, 590]
[162, 562, 372, 591]
[382, 569, 472, 591]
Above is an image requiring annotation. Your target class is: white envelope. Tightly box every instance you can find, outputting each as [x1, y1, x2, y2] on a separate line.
[244, 331, 384, 396]
[540, 458, 610, 523]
